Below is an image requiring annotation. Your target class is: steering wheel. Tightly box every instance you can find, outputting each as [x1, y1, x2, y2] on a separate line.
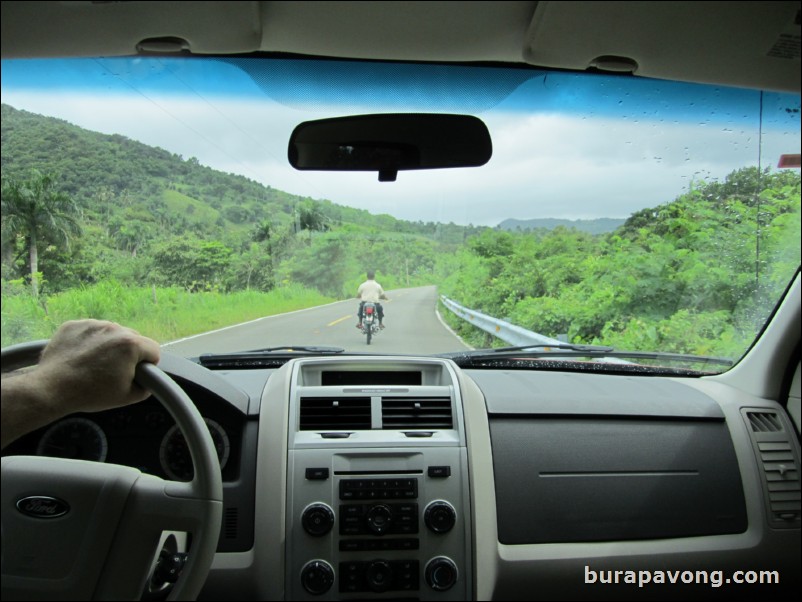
[1, 340, 223, 601]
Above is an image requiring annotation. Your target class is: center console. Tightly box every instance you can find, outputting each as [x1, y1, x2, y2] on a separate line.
[284, 358, 472, 600]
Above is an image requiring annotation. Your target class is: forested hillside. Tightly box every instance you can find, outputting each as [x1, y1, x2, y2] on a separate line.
[498, 217, 625, 235]
[441, 169, 800, 356]
[2, 104, 800, 358]
[1, 104, 476, 297]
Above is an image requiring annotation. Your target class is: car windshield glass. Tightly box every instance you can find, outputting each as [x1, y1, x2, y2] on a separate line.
[1, 57, 800, 372]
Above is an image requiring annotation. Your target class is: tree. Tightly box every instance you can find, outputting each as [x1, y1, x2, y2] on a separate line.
[152, 235, 232, 292]
[1, 170, 82, 296]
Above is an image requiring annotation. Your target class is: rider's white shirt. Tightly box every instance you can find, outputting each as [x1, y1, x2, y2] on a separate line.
[358, 280, 384, 303]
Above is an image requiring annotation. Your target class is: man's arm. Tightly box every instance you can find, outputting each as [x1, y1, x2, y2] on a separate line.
[1, 320, 160, 449]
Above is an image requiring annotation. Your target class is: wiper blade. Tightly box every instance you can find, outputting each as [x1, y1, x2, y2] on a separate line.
[244, 345, 345, 354]
[482, 343, 615, 353]
[444, 346, 733, 367]
[201, 345, 345, 357]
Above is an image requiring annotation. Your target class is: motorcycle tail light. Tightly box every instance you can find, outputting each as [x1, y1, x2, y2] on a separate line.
[365, 306, 374, 314]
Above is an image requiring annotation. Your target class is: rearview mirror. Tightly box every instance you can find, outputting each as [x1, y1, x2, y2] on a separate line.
[288, 114, 492, 181]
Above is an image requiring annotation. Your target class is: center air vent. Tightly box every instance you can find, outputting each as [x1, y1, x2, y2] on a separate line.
[300, 397, 371, 430]
[382, 397, 453, 429]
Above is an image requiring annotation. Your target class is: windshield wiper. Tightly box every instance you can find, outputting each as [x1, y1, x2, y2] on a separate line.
[482, 343, 616, 353]
[197, 346, 346, 369]
[204, 345, 346, 356]
[443, 346, 734, 368]
[243, 345, 345, 354]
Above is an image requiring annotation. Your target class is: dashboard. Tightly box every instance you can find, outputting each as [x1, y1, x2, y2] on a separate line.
[4, 352, 801, 600]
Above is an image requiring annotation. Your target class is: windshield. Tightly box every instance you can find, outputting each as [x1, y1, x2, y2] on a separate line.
[1, 57, 800, 372]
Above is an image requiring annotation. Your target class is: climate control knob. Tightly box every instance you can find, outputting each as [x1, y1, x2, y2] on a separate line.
[425, 557, 458, 591]
[302, 503, 334, 536]
[301, 560, 335, 595]
[424, 501, 456, 533]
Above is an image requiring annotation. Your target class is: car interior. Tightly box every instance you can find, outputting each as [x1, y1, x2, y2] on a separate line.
[1, 1, 800, 600]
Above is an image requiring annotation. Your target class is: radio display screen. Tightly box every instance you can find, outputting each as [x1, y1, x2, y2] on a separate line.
[321, 371, 422, 386]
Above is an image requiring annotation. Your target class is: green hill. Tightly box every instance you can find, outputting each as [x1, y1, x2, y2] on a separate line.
[497, 217, 625, 234]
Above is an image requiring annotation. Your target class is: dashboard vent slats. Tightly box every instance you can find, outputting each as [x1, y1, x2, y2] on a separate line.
[224, 507, 238, 539]
[748, 412, 783, 432]
[300, 397, 371, 430]
[382, 397, 453, 429]
[742, 410, 801, 527]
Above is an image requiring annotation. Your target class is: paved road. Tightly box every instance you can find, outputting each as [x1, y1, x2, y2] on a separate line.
[161, 285, 470, 357]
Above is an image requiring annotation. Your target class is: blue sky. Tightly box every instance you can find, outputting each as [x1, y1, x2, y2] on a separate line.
[2, 57, 799, 225]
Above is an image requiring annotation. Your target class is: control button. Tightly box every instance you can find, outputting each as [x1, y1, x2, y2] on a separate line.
[366, 560, 392, 593]
[341, 504, 364, 517]
[305, 467, 330, 480]
[428, 466, 451, 478]
[340, 540, 364, 552]
[424, 501, 456, 534]
[339, 562, 366, 593]
[302, 504, 335, 537]
[394, 559, 420, 590]
[366, 504, 394, 535]
[301, 560, 335, 595]
[425, 557, 458, 592]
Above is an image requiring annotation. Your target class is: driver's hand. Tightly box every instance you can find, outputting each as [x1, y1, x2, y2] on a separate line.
[40, 319, 161, 411]
[2, 320, 160, 448]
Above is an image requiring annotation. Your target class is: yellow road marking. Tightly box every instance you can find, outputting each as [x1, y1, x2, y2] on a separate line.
[328, 315, 352, 327]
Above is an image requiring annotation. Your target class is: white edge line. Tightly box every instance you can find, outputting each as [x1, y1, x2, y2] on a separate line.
[435, 302, 474, 351]
[161, 299, 349, 347]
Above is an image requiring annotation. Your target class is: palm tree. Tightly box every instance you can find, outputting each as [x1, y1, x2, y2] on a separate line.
[1, 171, 82, 296]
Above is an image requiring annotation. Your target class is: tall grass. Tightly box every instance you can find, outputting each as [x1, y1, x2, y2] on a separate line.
[1, 281, 334, 346]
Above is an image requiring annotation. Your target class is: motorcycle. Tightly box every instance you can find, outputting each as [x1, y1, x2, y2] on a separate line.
[360, 302, 381, 345]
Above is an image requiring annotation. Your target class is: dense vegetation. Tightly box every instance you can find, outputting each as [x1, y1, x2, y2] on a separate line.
[2, 104, 800, 358]
[440, 169, 800, 356]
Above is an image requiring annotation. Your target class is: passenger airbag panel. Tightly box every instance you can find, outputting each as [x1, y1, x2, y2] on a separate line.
[490, 418, 747, 543]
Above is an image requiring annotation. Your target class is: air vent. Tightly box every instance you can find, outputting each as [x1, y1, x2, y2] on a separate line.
[300, 397, 371, 430]
[742, 409, 801, 527]
[224, 507, 238, 539]
[748, 411, 783, 432]
[382, 397, 453, 429]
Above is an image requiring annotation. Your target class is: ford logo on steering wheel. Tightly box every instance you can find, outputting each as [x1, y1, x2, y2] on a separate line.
[16, 496, 70, 519]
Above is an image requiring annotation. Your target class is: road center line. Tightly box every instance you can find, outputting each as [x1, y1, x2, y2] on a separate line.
[328, 315, 353, 327]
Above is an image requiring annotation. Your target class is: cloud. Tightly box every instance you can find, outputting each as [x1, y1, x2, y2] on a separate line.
[2, 89, 797, 226]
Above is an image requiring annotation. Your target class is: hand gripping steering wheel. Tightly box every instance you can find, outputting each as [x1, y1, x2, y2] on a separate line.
[1, 340, 223, 601]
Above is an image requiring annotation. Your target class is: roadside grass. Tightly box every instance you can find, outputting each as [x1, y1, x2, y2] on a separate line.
[1, 281, 334, 347]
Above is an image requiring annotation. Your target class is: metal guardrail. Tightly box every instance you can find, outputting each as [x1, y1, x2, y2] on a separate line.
[440, 295, 565, 348]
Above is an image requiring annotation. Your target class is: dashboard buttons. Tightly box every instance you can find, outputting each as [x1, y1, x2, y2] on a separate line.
[301, 560, 335, 595]
[428, 465, 451, 478]
[424, 501, 456, 534]
[340, 560, 419, 593]
[305, 467, 330, 480]
[302, 503, 335, 537]
[340, 503, 418, 535]
[340, 478, 418, 500]
[425, 557, 458, 591]
[366, 560, 392, 593]
[366, 504, 393, 535]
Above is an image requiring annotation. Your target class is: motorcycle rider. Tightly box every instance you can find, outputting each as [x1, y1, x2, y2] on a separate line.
[356, 270, 387, 329]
